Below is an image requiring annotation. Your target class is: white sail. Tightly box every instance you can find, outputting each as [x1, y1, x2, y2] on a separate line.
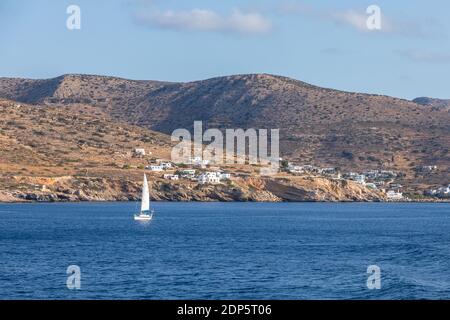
[140, 174, 150, 212]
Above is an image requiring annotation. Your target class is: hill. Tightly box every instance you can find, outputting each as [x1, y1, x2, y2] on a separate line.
[0, 73, 449, 193]
[413, 97, 450, 110]
[0, 99, 383, 202]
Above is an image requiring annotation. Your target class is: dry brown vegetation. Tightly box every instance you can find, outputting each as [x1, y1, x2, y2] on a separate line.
[0, 99, 172, 178]
[0, 73, 449, 196]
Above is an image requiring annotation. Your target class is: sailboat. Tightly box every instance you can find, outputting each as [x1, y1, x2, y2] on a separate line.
[134, 174, 154, 221]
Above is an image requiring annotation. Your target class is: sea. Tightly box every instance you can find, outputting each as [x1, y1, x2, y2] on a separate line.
[0, 202, 449, 299]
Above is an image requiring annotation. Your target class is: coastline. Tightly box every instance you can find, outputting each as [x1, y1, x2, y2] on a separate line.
[0, 174, 388, 204]
[1, 198, 449, 204]
[1, 175, 448, 204]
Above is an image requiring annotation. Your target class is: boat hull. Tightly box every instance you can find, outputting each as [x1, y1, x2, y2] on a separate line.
[134, 213, 153, 221]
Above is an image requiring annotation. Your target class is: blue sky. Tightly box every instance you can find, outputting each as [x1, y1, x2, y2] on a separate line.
[1, 0, 449, 99]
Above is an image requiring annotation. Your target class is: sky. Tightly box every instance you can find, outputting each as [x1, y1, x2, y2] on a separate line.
[1, 0, 449, 99]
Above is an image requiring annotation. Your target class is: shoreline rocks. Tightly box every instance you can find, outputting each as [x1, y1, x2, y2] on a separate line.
[0, 174, 383, 203]
[1, 174, 447, 204]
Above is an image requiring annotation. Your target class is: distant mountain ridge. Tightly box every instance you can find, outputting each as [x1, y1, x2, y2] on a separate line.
[0, 74, 168, 105]
[0, 73, 449, 188]
[413, 97, 450, 109]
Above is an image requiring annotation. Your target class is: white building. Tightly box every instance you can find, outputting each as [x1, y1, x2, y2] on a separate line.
[321, 168, 337, 175]
[386, 190, 403, 200]
[180, 169, 196, 175]
[198, 172, 221, 184]
[437, 185, 450, 196]
[189, 156, 210, 167]
[163, 174, 179, 181]
[353, 175, 366, 185]
[133, 148, 146, 156]
[427, 185, 450, 197]
[146, 165, 163, 172]
[380, 170, 397, 179]
[219, 172, 231, 180]
[160, 162, 172, 169]
[287, 164, 303, 174]
[365, 183, 377, 190]
[418, 165, 437, 173]
[301, 165, 319, 173]
[374, 181, 386, 187]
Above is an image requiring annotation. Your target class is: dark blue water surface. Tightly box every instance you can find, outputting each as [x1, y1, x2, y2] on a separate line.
[1, 202, 450, 299]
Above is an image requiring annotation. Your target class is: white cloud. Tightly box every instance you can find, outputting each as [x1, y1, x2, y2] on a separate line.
[330, 10, 392, 33]
[135, 8, 272, 35]
[330, 10, 368, 32]
[277, 1, 439, 38]
[322, 8, 438, 37]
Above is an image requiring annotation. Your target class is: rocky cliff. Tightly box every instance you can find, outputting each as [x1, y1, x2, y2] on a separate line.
[0, 174, 384, 203]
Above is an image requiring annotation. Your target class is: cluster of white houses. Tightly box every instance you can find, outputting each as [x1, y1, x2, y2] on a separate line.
[287, 164, 340, 177]
[133, 149, 445, 200]
[416, 165, 438, 173]
[144, 159, 231, 185]
[286, 162, 404, 200]
[161, 170, 231, 184]
[143, 155, 213, 172]
[163, 174, 179, 181]
[134, 150, 234, 184]
[145, 162, 173, 172]
[426, 184, 450, 198]
[197, 171, 231, 184]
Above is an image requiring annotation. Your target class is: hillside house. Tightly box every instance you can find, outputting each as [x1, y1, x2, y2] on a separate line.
[417, 165, 438, 173]
[160, 162, 173, 169]
[189, 156, 210, 167]
[374, 181, 386, 187]
[219, 172, 231, 180]
[180, 169, 196, 175]
[386, 190, 403, 200]
[365, 183, 377, 190]
[288, 166, 303, 174]
[163, 174, 179, 181]
[354, 175, 366, 185]
[133, 148, 146, 157]
[320, 168, 337, 175]
[428, 185, 450, 197]
[439, 186, 450, 197]
[343, 172, 366, 185]
[301, 165, 319, 173]
[380, 170, 397, 179]
[146, 165, 163, 172]
[198, 172, 221, 184]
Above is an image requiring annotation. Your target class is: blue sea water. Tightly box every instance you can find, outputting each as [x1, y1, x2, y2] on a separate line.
[0, 202, 449, 300]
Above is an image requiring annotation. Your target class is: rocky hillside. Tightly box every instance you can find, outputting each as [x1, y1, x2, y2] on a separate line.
[0, 173, 384, 203]
[0, 98, 384, 203]
[0, 99, 172, 173]
[0, 73, 449, 191]
[0, 74, 168, 106]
